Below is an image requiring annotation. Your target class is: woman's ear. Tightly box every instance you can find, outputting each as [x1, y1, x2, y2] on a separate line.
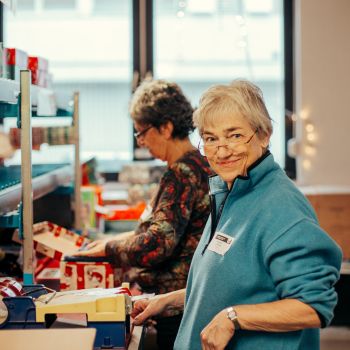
[259, 134, 270, 149]
[159, 121, 174, 139]
[258, 135, 271, 149]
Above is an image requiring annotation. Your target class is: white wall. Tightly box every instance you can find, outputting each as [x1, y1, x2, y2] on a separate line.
[294, 0, 350, 186]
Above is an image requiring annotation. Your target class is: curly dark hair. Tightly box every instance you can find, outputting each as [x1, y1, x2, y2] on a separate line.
[129, 79, 194, 139]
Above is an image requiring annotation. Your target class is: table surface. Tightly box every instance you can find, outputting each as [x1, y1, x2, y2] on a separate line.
[0, 325, 143, 350]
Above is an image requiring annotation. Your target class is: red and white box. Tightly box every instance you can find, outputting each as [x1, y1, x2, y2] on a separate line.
[33, 221, 89, 260]
[13, 221, 115, 291]
[5, 48, 28, 67]
[28, 56, 49, 87]
[13, 221, 89, 260]
[60, 258, 114, 291]
[3, 47, 28, 81]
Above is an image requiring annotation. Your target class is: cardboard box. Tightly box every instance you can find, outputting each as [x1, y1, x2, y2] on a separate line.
[36, 267, 61, 291]
[60, 257, 114, 291]
[13, 222, 115, 291]
[5, 48, 28, 67]
[28, 56, 49, 71]
[28, 56, 49, 87]
[3, 48, 28, 81]
[13, 221, 90, 260]
[33, 221, 89, 260]
[305, 192, 350, 259]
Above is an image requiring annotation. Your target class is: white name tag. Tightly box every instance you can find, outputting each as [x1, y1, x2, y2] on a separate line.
[207, 232, 234, 256]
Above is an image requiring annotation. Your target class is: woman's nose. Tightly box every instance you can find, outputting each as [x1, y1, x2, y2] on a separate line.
[216, 144, 232, 158]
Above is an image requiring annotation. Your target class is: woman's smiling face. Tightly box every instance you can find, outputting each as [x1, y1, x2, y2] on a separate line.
[201, 113, 269, 188]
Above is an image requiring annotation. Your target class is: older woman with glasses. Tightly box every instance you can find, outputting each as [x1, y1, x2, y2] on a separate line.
[131, 79, 342, 350]
[75, 79, 212, 349]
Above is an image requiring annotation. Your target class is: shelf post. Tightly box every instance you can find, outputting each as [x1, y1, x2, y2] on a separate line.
[20, 70, 34, 284]
[73, 92, 82, 230]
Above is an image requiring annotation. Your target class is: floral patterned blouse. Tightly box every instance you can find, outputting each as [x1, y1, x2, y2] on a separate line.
[106, 150, 212, 295]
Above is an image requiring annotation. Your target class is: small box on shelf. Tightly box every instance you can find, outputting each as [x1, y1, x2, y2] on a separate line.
[3, 48, 28, 81]
[28, 56, 49, 88]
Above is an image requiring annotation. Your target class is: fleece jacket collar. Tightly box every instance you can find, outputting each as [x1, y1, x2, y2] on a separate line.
[208, 151, 278, 197]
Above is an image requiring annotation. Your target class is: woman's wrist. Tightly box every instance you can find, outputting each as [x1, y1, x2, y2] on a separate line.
[160, 289, 186, 309]
[226, 307, 241, 330]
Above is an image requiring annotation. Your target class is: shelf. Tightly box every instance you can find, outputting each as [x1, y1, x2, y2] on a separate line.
[0, 78, 73, 118]
[0, 78, 18, 104]
[0, 71, 80, 283]
[0, 164, 72, 215]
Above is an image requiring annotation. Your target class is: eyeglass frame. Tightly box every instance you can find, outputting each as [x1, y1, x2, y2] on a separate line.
[133, 125, 154, 139]
[198, 128, 258, 155]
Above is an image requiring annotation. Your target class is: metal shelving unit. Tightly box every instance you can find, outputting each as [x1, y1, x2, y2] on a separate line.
[0, 71, 81, 283]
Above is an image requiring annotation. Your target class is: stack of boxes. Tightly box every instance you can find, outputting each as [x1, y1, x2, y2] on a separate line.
[0, 45, 50, 88]
[13, 222, 115, 292]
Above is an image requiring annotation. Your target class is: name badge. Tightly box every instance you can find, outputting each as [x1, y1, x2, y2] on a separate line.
[207, 232, 234, 256]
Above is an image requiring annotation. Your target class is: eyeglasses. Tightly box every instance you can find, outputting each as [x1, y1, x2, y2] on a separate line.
[199, 129, 258, 156]
[134, 125, 154, 139]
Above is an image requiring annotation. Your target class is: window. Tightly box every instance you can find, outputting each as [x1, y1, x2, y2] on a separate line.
[2, 0, 292, 173]
[154, 0, 285, 166]
[4, 0, 133, 170]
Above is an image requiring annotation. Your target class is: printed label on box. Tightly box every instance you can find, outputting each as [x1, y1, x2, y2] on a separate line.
[84, 265, 106, 289]
[60, 261, 114, 291]
[61, 263, 78, 290]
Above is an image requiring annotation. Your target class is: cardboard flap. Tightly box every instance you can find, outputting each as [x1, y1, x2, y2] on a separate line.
[13, 221, 90, 258]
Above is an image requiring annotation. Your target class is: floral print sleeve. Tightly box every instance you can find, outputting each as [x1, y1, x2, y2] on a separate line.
[105, 150, 212, 294]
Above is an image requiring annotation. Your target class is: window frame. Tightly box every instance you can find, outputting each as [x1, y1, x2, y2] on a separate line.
[283, 0, 296, 178]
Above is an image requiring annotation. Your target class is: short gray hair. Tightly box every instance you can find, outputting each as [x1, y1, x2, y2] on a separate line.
[193, 79, 273, 139]
[129, 79, 194, 139]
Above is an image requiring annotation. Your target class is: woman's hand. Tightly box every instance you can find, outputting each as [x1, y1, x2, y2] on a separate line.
[132, 295, 169, 325]
[73, 232, 135, 257]
[73, 237, 113, 257]
[200, 309, 235, 350]
[132, 289, 186, 325]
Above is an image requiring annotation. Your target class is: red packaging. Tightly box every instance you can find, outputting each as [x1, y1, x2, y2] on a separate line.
[13, 221, 90, 261]
[32, 222, 89, 260]
[0, 277, 23, 297]
[60, 259, 114, 291]
[13, 222, 115, 291]
[29, 67, 47, 87]
[3, 48, 28, 81]
[103, 202, 146, 220]
[5, 48, 28, 67]
[28, 56, 49, 87]
[28, 56, 49, 71]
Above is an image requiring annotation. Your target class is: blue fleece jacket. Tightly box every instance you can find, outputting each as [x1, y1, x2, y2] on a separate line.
[174, 152, 342, 350]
